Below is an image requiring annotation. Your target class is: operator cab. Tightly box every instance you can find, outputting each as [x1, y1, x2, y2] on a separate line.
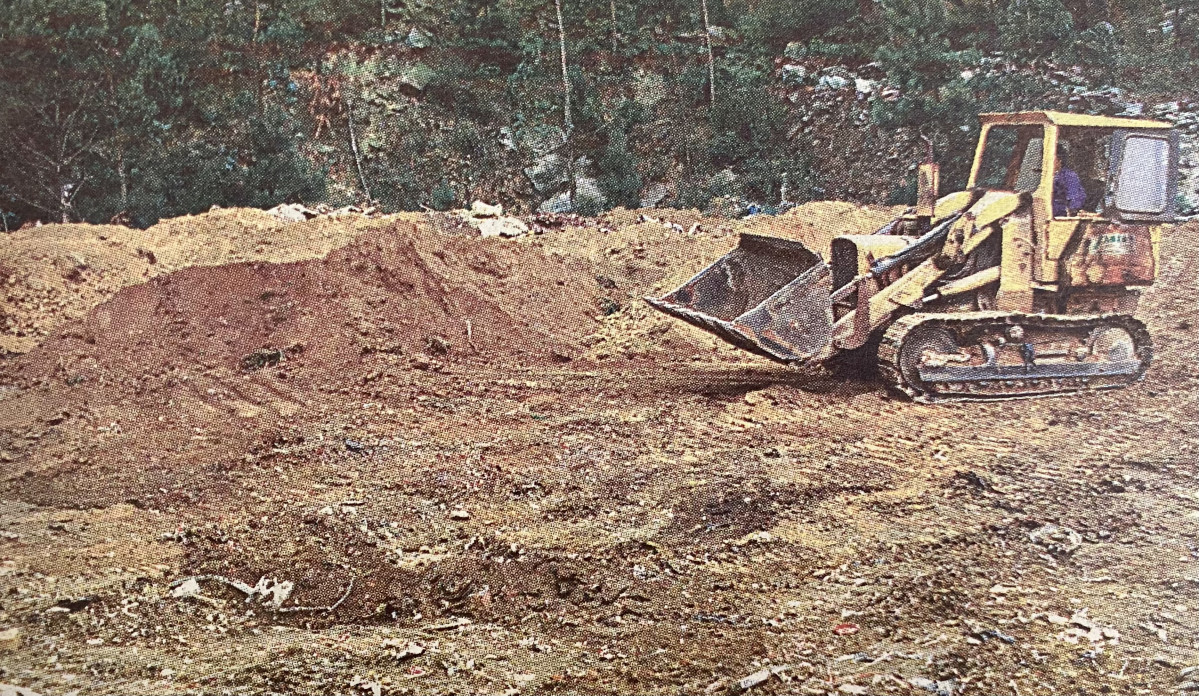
[970, 111, 1179, 223]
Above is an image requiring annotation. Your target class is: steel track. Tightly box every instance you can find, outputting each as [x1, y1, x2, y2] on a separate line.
[877, 311, 1153, 403]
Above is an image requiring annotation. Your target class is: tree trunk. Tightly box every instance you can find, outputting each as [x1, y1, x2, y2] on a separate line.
[555, 0, 572, 133]
[700, 0, 715, 107]
[117, 146, 127, 209]
[253, 2, 263, 113]
[345, 96, 372, 203]
[1175, 0, 1186, 54]
[610, 0, 619, 56]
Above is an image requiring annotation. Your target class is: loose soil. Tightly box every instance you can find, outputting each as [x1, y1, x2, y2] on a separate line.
[0, 206, 1195, 696]
[0, 208, 425, 355]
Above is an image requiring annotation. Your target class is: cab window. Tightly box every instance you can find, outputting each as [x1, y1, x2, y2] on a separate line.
[976, 125, 1043, 192]
[1114, 135, 1170, 214]
[1055, 127, 1112, 216]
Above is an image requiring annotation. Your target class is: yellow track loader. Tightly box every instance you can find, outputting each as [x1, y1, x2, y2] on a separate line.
[647, 111, 1180, 401]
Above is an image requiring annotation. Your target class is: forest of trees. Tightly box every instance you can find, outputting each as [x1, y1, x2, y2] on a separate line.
[1, 0, 1196, 228]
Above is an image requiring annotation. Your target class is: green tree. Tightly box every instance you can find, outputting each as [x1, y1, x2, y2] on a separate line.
[998, 0, 1076, 60]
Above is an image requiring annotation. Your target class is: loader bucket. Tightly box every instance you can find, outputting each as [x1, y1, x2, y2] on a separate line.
[645, 233, 834, 363]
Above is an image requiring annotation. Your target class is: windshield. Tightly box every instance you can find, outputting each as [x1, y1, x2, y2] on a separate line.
[975, 125, 1044, 192]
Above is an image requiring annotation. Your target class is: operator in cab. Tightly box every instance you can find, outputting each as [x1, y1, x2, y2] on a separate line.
[1053, 143, 1087, 217]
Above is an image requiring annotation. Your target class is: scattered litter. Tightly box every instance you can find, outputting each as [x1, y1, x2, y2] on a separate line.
[168, 575, 349, 613]
[170, 578, 202, 599]
[1070, 608, 1097, 630]
[0, 628, 21, 652]
[0, 684, 44, 696]
[349, 676, 383, 696]
[1029, 523, 1083, 555]
[267, 203, 377, 222]
[449, 509, 471, 520]
[734, 530, 773, 546]
[478, 217, 530, 239]
[426, 617, 472, 631]
[256, 578, 296, 608]
[382, 639, 426, 661]
[735, 664, 789, 692]
[470, 201, 503, 218]
[909, 676, 957, 696]
[267, 203, 317, 222]
[972, 628, 1017, 644]
[1056, 609, 1120, 644]
[833, 622, 860, 636]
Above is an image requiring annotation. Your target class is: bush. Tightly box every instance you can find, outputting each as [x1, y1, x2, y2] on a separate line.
[595, 130, 643, 209]
[430, 180, 457, 211]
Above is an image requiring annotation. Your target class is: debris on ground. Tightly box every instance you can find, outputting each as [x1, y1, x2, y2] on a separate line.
[735, 664, 789, 692]
[470, 200, 503, 218]
[1029, 523, 1084, 556]
[0, 628, 20, 652]
[267, 203, 379, 222]
[0, 685, 44, 696]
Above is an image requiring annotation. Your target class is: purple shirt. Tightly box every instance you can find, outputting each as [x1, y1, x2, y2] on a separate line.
[1053, 169, 1087, 216]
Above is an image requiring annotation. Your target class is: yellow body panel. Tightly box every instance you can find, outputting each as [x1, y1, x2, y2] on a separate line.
[938, 191, 1022, 265]
[978, 110, 1172, 129]
[933, 190, 975, 219]
[1150, 224, 1163, 277]
[1037, 219, 1082, 283]
[831, 192, 1019, 348]
[996, 215, 1035, 311]
[937, 266, 1001, 298]
[836, 235, 915, 277]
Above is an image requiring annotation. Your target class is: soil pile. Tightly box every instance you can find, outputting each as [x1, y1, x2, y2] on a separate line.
[0, 208, 418, 355]
[8, 218, 603, 392]
[1, 201, 899, 360]
[757, 200, 903, 255]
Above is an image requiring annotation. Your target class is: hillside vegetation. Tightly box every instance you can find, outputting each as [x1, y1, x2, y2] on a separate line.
[1, 0, 1196, 227]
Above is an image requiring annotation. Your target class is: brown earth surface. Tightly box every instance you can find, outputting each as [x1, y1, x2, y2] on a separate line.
[0, 207, 429, 356]
[0, 202, 888, 358]
[0, 206, 1196, 696]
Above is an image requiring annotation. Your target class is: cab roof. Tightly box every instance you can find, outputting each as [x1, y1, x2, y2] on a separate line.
[979, 110, 1172, 129]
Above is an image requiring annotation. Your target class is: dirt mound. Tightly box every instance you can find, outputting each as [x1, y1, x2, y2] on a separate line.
[0, 203, 894, 358]
[0, 221, 151, 356]
[9, 219, 602, 392]
[0, 208, 420, 355]
[1, 200, 899, 364]
[739, 200, 904, 256]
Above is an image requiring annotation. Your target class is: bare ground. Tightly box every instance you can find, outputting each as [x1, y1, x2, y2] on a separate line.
[0, 211, 1196, 696]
